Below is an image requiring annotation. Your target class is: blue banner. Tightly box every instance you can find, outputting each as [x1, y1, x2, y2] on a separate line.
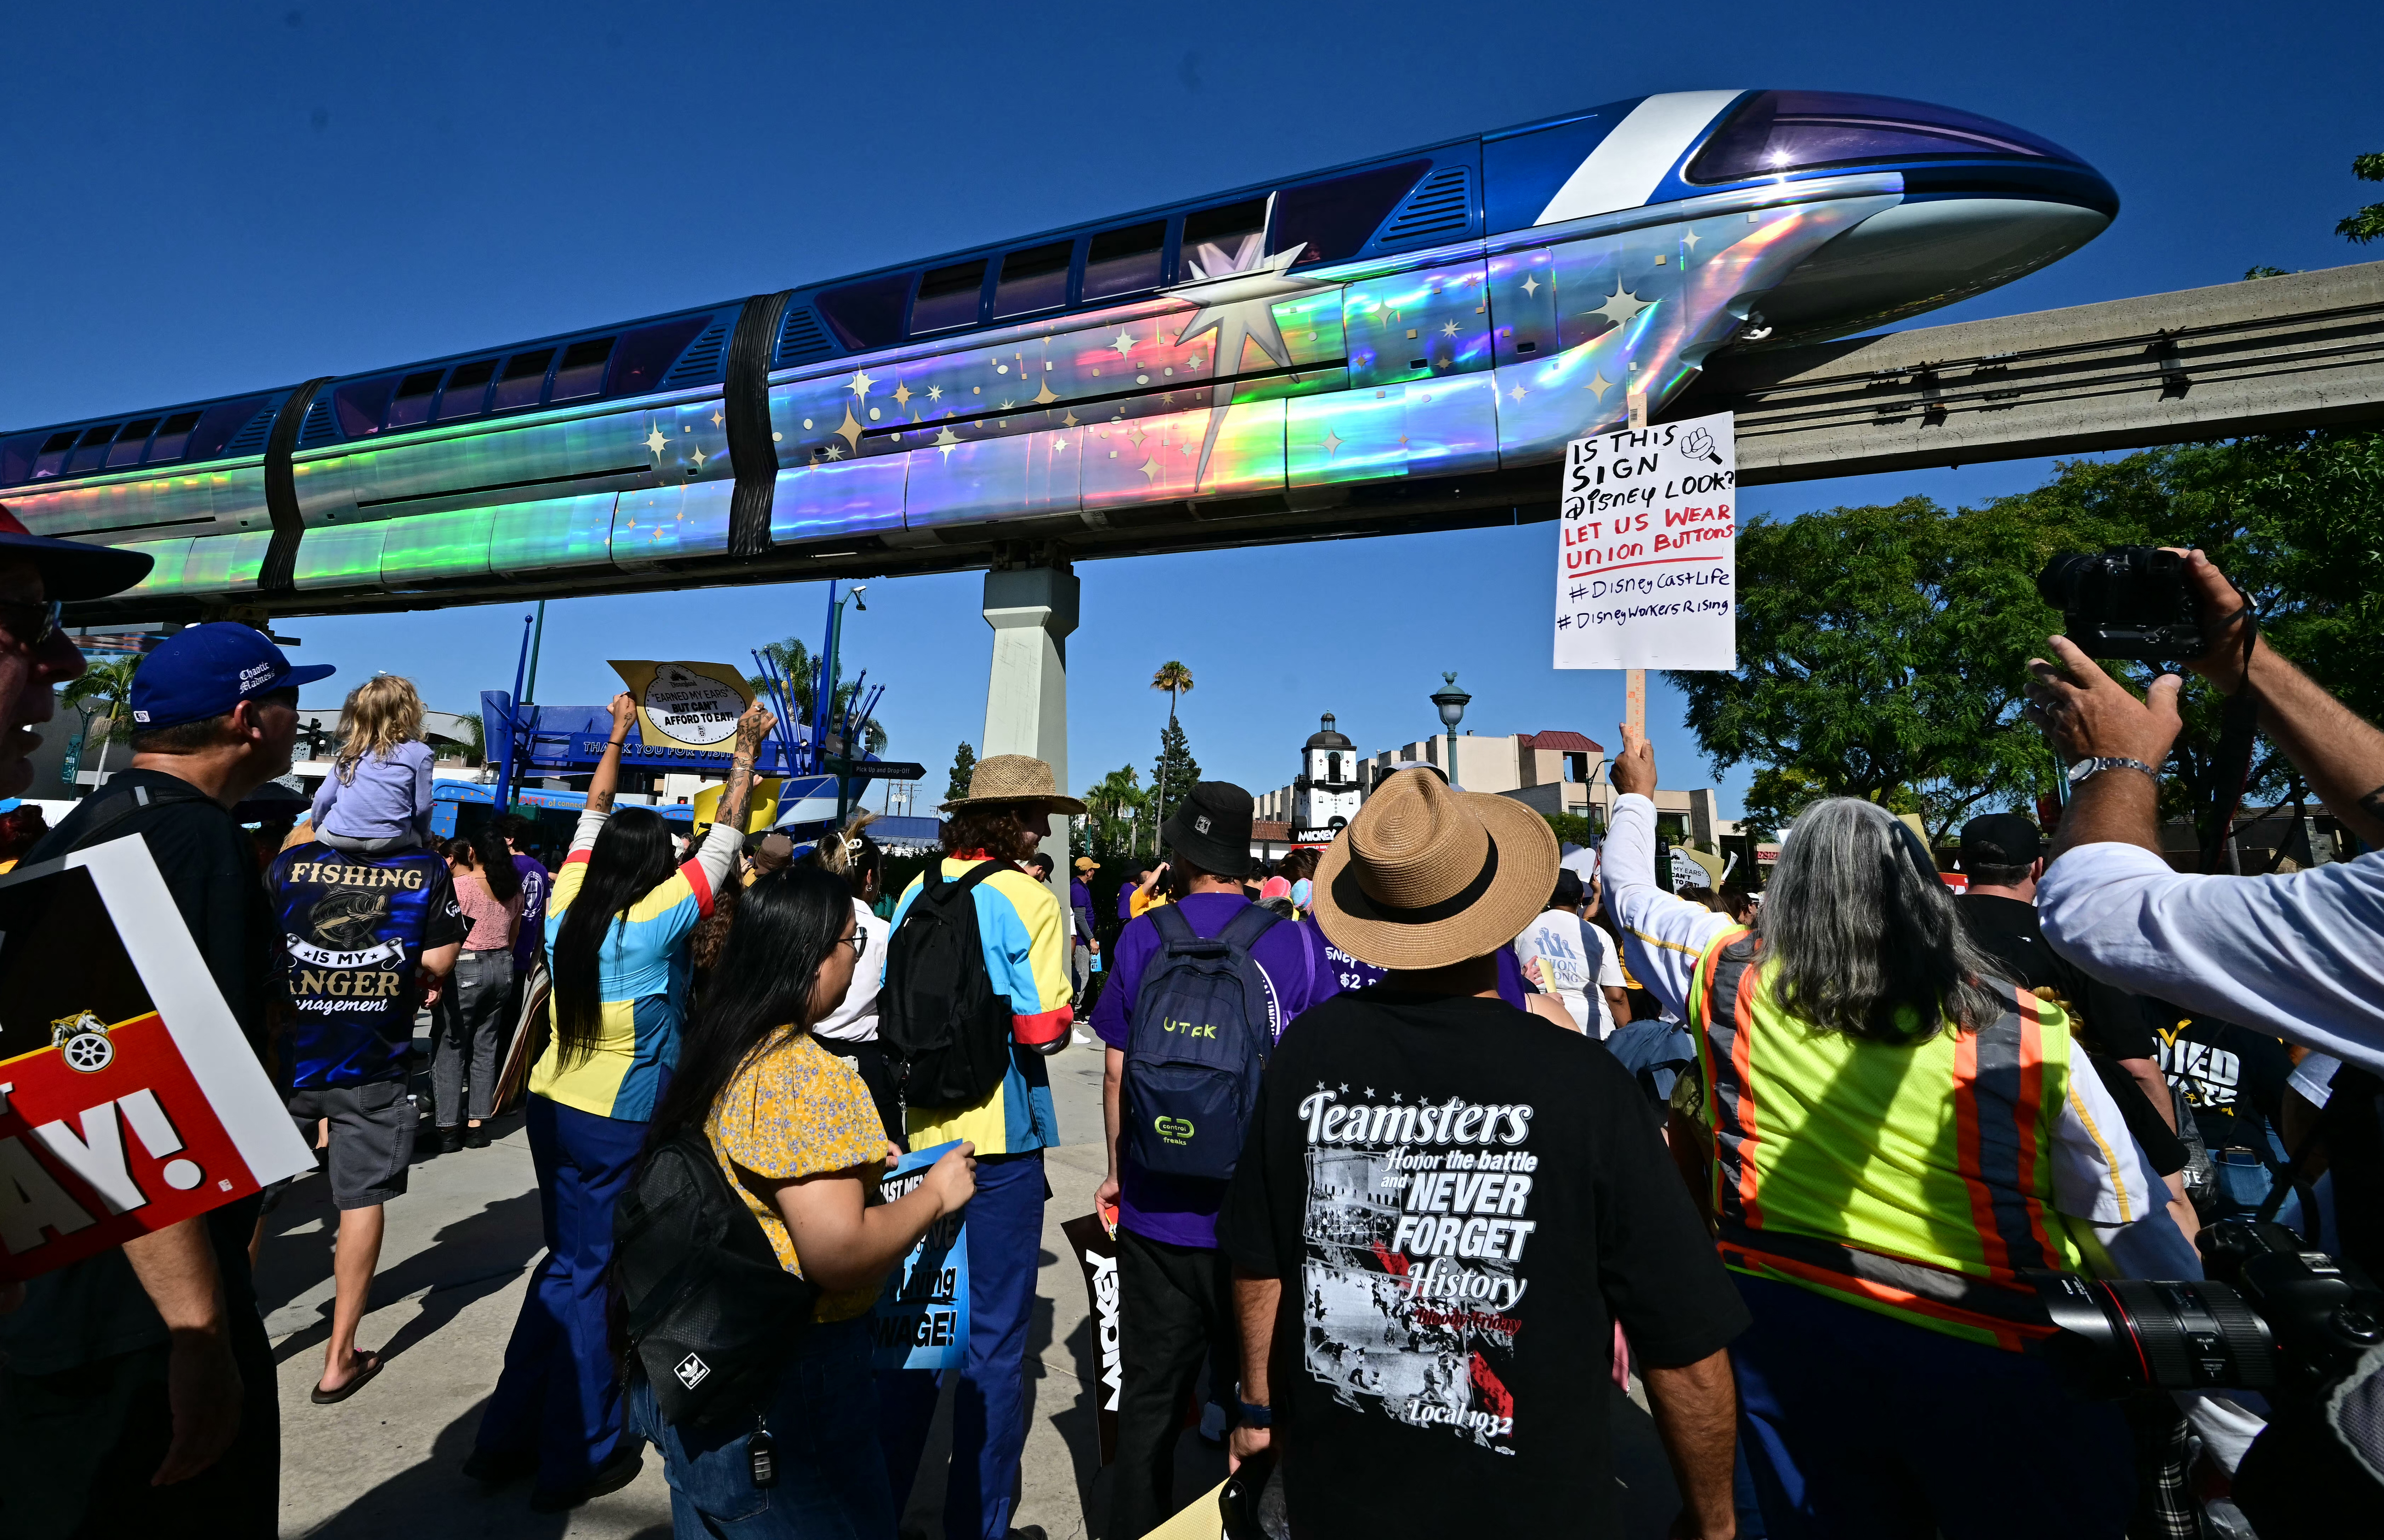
[871, 1140, 969, 1371]
[562, 734, 803, 774]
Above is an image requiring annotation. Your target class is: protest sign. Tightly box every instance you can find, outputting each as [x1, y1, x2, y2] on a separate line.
[1553, 410, 1737, 671]
[871, 1140, 970, 1370]
[0, 837, 315, 1281]
[1060, 1211, 1123, 1465]
[610, 660, 755, 752]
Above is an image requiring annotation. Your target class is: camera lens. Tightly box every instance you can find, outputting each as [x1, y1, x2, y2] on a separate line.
[2030, 1271, 2279, 1393]
[2037, 552, 2093, 609]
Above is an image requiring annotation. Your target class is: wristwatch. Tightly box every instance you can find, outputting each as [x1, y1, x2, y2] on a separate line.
[2067, 756, 2158, 786]
[1235, 1384, 1272, 1429]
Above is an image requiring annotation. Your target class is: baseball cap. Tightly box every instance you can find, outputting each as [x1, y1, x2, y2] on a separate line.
[0, 505, 153, 601]
[1959, 812, 2043, 869]
[1072, 856, 1099, 872]
[129, 623, 336, 731]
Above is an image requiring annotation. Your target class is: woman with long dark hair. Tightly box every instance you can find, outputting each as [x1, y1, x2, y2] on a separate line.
[469, 691, 772, 1510]
[629, 864, 976, 1535]
[430, 828, 523, 1150]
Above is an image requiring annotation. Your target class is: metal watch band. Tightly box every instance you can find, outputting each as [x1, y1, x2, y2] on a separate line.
[2068, 756, 2157, 785]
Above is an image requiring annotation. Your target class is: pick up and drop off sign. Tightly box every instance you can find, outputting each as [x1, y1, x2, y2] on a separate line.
[1554, 410, 1737, 672]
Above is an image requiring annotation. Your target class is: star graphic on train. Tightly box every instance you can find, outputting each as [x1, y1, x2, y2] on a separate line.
[1591, 279, 1650, 328]
[1171, 243, 1322, 490]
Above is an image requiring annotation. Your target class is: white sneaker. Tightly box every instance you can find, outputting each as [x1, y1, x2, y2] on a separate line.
[1073, 1030, 1095, 1046]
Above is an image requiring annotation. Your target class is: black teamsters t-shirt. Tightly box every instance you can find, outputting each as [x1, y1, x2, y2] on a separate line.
[1217, 989, 1748, 1535]
[2154, 1006, 2294, 1154]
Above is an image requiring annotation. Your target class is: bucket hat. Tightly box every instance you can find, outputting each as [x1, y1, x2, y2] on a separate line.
[1161, 780, 1253, 877]
[1312, 768, 1558, 972]
[941, 754, 1086, 814]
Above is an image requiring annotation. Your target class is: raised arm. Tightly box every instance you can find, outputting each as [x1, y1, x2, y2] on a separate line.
[688, 701, 774, 894]
[584, 691, 637, 817]
[1605, 723, 1735, 1020]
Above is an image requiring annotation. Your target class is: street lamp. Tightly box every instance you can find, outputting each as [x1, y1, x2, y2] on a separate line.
[1431, 672, 1471, 788]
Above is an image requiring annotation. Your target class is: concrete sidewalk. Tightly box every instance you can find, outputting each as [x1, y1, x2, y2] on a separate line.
[257, 1034, 1684, 1537]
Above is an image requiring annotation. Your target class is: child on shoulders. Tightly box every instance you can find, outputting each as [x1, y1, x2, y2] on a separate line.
[310, 675, 436, 853]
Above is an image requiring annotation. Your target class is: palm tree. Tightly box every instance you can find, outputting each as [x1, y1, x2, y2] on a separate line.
[749, 635, 887, 756]
[62, 656, 141, 791]
[1148, 661, 1194, 853]
[1084, 764, 1146, 858]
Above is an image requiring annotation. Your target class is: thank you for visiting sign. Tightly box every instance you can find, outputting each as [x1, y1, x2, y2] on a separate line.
[610, 660, 755, 752]
[1553, 410, 1736, 671]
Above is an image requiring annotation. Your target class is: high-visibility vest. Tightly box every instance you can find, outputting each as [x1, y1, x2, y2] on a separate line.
[1688, 927, 2088, 1350]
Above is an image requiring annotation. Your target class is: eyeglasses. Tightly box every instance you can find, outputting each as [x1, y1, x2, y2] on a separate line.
[0, 598, 63, 651]
[841, 929, 868, 959]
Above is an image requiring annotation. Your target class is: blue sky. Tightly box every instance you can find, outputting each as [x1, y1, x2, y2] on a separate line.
[9, 1, 2380, 813]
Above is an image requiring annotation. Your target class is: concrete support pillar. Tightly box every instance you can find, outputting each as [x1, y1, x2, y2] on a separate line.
[982, 562, 1079, 924]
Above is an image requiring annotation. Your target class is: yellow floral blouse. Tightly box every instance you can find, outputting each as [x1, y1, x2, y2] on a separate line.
[706, 1030, 887, 1323]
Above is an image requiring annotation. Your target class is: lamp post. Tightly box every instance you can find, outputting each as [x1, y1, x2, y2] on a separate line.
[821, 583, 868, 817]
[1431, 672, 1471, 788]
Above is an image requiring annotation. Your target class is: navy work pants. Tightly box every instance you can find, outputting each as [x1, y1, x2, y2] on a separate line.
[1731, 1273, 2134, 1539]
[474, 1092, 647, 1499]
[878, 1148, 1046, 1540]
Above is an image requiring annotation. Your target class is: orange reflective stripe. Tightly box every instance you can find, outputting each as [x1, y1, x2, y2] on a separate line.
[1951, 1028, 2010, 1275]
[1718, 1240, 2048, 1351]
[2011, 994, 2057, 1264]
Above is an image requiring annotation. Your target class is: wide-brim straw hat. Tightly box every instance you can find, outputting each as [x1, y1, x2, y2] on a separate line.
[943, 753, 1087, 815]
[1312, 768, 1558, 972]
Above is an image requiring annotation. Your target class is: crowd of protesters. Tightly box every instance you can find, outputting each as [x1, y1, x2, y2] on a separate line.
[0, 511, 2378, 1540]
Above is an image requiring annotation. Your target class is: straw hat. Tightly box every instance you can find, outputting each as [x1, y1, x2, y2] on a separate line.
[1312, 768, 1558, 971]
[943, 753, 1087, 814]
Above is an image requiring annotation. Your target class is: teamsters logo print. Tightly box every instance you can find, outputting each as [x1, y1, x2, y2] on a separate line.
[1298, 1085, 1537, 1451]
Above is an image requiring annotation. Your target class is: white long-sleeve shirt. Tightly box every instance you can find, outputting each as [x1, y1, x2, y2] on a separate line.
[1603, 793, 2159, 1228]
[2038, 841, 2384, 1077]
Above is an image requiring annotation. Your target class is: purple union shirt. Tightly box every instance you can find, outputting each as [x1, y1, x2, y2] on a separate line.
[1094, 893, 1342, 1248]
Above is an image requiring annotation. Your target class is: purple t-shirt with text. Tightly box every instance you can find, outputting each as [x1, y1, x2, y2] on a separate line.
[511, 852, 550, 972]
[1095, 893, 1342, 1247]
[1316, 925, 1532, 1009]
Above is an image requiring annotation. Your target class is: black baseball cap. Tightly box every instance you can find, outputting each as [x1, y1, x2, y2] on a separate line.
[1959, 813, 2044, 869]
[1161, 781, 1254, 877]
[1551, 869, 1585, 908]
[0, 505, 153, 601]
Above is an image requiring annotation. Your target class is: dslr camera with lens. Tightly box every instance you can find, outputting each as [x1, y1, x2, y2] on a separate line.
[2030, 1220, 2384, 1532]
[2037, 546, 2205, 661]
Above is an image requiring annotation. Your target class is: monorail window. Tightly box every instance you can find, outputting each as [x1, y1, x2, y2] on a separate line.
[993, 242, 1071, 320]
[911, 260, 987, 335]
[107, 419, 159, 468]
[148, 410, 200, 461]
[388, 370, 444, 430]
[610, 316, 712, 397]
[552, 337, 613, 400]
[816, 274, 911, 351]
[66, 425, 121, 476]
[1083, 221, 1165, 300]
[1687, 91, 2082, 184]
[437, 360, 498, 421]
[333, 379, 394, 438]
[1271, 160, 1432, 266]
[1182, 197, 1269, 279]
[33, 431, 76, 478]
[494, 350, 553, 412]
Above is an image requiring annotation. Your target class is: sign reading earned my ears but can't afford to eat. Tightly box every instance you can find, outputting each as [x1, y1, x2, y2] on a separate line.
[1553, 411, 1737, 671]
[610, 660, 756, 752]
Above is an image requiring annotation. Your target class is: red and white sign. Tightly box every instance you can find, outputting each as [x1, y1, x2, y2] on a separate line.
[0, 836, 314, 1281]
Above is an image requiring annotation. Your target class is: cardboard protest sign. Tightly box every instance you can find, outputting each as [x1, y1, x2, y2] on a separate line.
[610, 660, 755, 752]
[871, 1140, 969, 1370]
[1553, 410, 1737, 671]
[0, 837, 315, 1281]
[1060, 1211, 1123, 1465]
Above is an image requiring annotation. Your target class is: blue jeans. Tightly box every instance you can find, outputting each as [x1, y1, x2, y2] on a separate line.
[474, 1093, 648, 1496]
[878, 1149, 1045, 1540]
[1732, 1274, 2133, 1539]
[629, 1317, 895, 1539]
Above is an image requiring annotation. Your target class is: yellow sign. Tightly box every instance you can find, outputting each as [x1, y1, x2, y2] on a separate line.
[610, 660, 754, 752]
[691, 777, 781, 835]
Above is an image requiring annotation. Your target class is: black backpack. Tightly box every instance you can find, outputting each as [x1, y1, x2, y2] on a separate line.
[1122, 903, 1281, 1183]
[611, 1126, 819, 1428]
[880, 860, 1015, 1110]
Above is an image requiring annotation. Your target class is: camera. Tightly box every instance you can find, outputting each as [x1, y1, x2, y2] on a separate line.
[2036, 546, 2205, 661]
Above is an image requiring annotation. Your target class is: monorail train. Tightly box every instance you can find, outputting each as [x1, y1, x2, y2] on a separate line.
[3, 90, 2115, 621]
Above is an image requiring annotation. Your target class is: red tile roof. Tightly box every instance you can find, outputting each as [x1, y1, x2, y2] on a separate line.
[1518, 730, 1605, 753]
[1252, 821, 1293, 841]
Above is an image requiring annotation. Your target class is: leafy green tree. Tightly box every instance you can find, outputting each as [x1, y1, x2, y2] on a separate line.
[2338, 152, 2384, 245]
[943, 741, 978, 810]
[1081, 763, 1147, 858]
[1669, 493, 2134, 843]
[1150, 718, 1202, 844]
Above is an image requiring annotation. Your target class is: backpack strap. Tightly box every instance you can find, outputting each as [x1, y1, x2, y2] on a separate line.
[43, 775, 218, 859]
[1216, 902, 1282, 956]
[1147, 901, 1198, 948]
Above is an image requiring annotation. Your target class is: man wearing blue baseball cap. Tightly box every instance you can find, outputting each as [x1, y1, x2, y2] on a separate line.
[1, 620, 331, 1539]
[0, 505, 151, 798]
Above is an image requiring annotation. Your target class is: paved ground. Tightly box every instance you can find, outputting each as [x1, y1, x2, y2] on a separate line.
[257, 1029, 1683, 1538]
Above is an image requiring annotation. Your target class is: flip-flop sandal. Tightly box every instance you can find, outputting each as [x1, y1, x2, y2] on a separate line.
[310, 1351, 384, 1405]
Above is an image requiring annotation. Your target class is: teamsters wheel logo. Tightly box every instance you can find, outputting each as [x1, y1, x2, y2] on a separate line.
[51, 1010, 114, 1073]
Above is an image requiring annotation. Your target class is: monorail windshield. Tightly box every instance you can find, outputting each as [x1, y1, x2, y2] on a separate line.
[1688, 91, 2086, 183]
